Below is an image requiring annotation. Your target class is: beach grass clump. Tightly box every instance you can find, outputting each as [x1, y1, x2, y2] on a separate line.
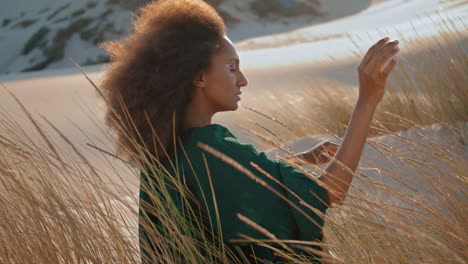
[339, 26, 465, 136]
[0, 12, 466, 264]
[0, 94, 142, 263]
[240, 15, 467, 141]
[319, 121, 467, 263]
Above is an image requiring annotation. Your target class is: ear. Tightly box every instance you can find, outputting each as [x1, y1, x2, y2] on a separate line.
[193, 71, 207, 88]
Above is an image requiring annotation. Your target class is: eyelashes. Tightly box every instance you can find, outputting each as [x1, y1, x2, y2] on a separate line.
[226, 64, 238, 72]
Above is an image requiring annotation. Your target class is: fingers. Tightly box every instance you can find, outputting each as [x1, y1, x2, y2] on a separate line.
[326, 145, 338, 155]
[359, 37, 390, 70]
[368, 40, 399, 72]
[322, 141, 339, 155]
[376, 43, 400, 74]
[382, 57, 398, 77]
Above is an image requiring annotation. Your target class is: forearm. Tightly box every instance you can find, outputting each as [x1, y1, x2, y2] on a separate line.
[318, 99, 377, 207]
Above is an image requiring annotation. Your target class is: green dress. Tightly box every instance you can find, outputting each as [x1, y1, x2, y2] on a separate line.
[139, 124, 329, 263]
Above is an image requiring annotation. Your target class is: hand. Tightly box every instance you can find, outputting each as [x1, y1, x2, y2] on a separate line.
[357, 37, 400, 104]
[280, 141, 339, 165]
[304, 141, 339, 164]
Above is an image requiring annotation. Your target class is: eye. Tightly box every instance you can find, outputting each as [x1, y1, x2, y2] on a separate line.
[226, 64, 237, 72]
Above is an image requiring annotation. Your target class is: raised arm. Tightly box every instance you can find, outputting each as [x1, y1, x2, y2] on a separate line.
[318, 37, 400, 207]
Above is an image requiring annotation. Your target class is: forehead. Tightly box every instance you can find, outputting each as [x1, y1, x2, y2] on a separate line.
[215, 36, 238, 60]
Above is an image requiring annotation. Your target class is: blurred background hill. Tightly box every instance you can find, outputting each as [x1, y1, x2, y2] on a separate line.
[0, 0, 373, 74]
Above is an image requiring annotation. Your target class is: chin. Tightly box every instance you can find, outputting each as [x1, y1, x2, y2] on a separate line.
[215, 106, 234, 113]
[223, 105, 238, 112]
[232, 101, 240, 111]
[216, 100, 239, 112]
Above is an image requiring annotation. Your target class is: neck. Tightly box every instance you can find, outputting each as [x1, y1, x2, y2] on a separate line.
[182, 94, 215, 131]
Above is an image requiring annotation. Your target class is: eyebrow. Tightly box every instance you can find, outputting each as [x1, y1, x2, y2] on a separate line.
[229, 58, 240, 63]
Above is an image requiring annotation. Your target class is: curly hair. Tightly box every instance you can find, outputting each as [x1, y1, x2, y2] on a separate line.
[99, 0, 226, 165]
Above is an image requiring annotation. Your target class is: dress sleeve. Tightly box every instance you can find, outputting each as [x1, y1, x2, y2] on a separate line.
[185, 134, 329, 245]
[274, 159, 329, 241]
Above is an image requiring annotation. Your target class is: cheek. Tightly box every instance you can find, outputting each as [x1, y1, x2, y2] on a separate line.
[214, 67, 235, 82]
[209, 69, 236, 91]
[204, 65, 237, 93]
[205, 73, 238, 108]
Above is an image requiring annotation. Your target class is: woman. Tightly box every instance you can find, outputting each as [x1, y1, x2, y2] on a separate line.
[99, 0, 400, 263]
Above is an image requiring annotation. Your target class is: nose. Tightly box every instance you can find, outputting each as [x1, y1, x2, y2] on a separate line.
[238, 71, 248, 87]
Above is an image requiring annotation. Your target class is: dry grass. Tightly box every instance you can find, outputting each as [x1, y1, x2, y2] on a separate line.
[236, 14, 467, 145]
[0, 14, 466, 264]
[321, 121, 467, 263]
[0, 96, 140, 263]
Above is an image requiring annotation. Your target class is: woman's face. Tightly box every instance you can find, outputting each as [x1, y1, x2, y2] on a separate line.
[196, 36, 248, 112]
